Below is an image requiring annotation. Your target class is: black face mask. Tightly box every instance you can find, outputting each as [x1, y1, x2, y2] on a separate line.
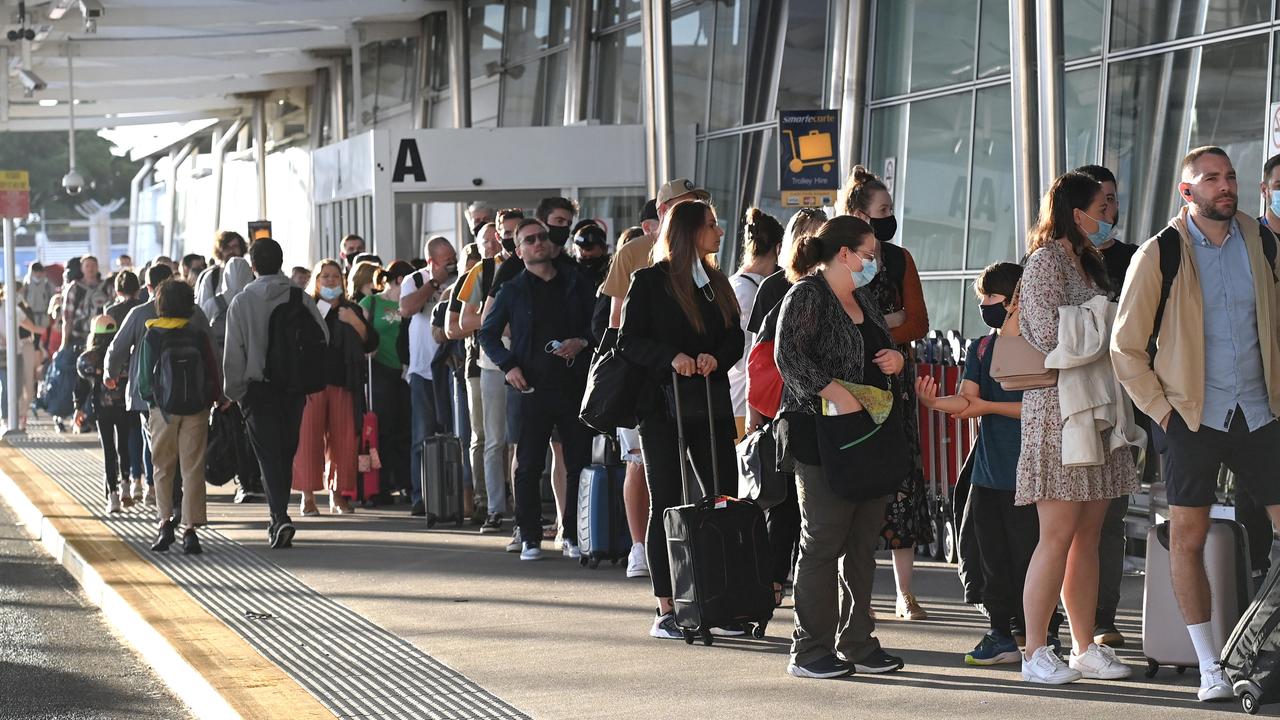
[869, 215, 898, 244]
[501, 236, 516, 254]
[580, 254, 609, 273]
[547, 225, 571, 247]
[980, 302, 1008, 329]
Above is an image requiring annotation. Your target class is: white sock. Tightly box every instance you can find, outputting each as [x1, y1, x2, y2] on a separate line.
[1187, 621, 1219, 670]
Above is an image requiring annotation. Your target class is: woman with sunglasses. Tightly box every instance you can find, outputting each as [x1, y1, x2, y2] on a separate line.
[618, 199, 744, 640]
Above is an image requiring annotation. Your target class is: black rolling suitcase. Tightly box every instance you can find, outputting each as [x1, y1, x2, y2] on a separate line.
[1224, 565, 1280, 714]
[419, 433, 465, 528]
[663, 373, 774, 646]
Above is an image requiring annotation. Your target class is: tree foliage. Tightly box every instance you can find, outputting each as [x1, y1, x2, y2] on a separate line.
[0, 131, 140, 220]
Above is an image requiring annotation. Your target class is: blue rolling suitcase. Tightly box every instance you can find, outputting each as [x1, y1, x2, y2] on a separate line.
[576, 459, 630, 569]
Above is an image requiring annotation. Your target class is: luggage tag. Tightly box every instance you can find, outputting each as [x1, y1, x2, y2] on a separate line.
[358, 454, 371, 473]
[714, 496, 729, 510]
[369, 448, 382, 470]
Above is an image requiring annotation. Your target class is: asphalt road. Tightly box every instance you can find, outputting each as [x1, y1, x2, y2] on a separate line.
[0, 498, 192, 720]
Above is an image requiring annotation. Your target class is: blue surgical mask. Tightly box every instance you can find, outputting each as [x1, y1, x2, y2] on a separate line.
[846, 256, 879, 288]
[1270, 190, 1280, 218]
[1082, 211, 1114, 247]
[319, 286, 342, 301]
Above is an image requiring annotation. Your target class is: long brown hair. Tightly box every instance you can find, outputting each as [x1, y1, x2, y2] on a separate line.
[1026, 171, 1110, 292]
[651, 200, 738, 334]
[306, 259, 346, 301]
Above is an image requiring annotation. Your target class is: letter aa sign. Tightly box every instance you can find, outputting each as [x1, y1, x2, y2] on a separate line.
[393, 138, 426, 183]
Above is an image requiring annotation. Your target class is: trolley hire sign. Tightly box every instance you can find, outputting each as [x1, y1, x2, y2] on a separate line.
[778, 110, 840, 208]
[0, 171, 29, 219]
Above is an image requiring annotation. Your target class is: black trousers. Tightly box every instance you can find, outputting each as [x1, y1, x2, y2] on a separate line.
[97, 410, 139, 497]
[242, 381, 306, 522]
[969, 484, 1040, 635]
[638, 413, 737, 599]
[370, 361, 412, 496]
[766, 471, 800, 585]
[513, 389, 590, 546]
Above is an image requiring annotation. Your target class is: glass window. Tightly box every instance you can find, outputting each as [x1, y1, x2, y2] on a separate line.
[1064, 67, 1100, 171]
[1109, 0, 1270, 52]
[709, 0, 749, 130]
[976, 0, 1009, 79]
[1063, 0, 1104, 60]
[960, 281, 985, 338]
[505, 0, 572, 61]
[776, 1, 828, 111]
[921, 280, 963, 333]
[869, 94, 971, 272]
[873, 0, 979, 99]
[598, 0, 641, 27]
[578, 186, 647, 248]
[425, 12, 450, 91]
[1104, 35, 1268, 245]
[500, 52, 568, 127]
[703, 135, 741, 258]
[596, 27, 644, 124]
[671, 2, 714, 129]
[967, 84, 1015, 270]
[470, 0, 506, 78]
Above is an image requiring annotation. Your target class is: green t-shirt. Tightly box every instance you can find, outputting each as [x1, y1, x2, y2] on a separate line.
[360, 294, 403, 370]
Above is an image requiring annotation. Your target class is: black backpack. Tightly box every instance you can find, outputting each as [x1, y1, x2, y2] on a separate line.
[266, 287, 327, 395]
[1147, 222, 1279, 365]
[151, 328, 211, 416]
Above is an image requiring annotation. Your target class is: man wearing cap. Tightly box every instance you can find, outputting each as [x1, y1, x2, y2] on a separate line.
[598, 177, 711, 579]
[572, 223, 611, 289]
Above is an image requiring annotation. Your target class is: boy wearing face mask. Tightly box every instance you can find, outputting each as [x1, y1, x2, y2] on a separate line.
[917, 262, 1054, 667]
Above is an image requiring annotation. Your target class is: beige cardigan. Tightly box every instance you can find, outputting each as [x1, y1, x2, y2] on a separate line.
[1109, 208, 1280, 432]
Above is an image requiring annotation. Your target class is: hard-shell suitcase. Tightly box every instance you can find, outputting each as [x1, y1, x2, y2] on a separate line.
[576, 461, 629, 568]
[420, 433, 465, 528]
[358, 357, 381, 502]
[663, 372, 774, 646]
[1224, 565, 1280, 714]
[1143, 519, 1251, 678]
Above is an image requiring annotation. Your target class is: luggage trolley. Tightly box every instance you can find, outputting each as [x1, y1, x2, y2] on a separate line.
[782, 129, 835, 174]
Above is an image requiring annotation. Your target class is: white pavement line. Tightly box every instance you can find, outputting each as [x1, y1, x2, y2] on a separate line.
[0, 462, 245, 720]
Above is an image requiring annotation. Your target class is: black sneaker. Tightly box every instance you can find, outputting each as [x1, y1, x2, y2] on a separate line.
[271, 519, 295, 549]
[480, 513, 503, 534]
[848, 648, 905, 674]
[182, 529, 203, 555]
[411, 500, 426, 517]
[470, 508, 486, 526]
[788, 654, 854, 679]
[151, 520, 176, 552]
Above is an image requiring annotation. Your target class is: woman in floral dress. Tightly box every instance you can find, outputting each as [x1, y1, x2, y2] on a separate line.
[1016, 171, 1137, 685]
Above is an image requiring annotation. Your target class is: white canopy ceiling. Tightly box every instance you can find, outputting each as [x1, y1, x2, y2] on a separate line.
[1, 0, 445, 132]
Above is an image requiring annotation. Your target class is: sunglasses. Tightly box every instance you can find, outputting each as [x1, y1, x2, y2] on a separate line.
[521, 232, 551, 245]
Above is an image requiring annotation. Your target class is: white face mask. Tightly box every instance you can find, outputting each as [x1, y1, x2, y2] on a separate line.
[691, 259, 711, 289]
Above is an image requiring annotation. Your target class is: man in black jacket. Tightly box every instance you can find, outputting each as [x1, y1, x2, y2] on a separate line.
[479, 219, 595, 561]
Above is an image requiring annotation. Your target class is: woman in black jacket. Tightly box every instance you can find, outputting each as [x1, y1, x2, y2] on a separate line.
[292, 259, 379, 515]
[619, 199, 744, 640]
[774, 215, 907, 679]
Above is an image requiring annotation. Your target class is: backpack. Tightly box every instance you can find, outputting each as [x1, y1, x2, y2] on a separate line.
[1148, 223, 1279, 364]
[266, 287, 327, 395]
[396, 273, 429, 367]
[151, 328, 211, 416]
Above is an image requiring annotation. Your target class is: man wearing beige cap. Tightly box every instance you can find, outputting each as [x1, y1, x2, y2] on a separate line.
[599, 178, 711, 580]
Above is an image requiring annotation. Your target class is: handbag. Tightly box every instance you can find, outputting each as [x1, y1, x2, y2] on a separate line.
[579, 344, 644, 433]
[746, 339, 783, 419]
[591, 433, 622, 466]
[736, 424, 786, 510]
[989, 308, 1057, 391]
[204, 405, 240, 487]
[813, 380, 908, 502]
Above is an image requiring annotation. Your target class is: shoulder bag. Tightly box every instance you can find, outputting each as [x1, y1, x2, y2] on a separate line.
[989, 307, 1057, 391]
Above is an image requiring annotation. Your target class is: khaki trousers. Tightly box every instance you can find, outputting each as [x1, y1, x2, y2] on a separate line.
[148, 408, 208, 529]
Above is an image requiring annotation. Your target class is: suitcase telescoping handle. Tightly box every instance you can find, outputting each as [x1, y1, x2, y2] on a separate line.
[366, 355, 374, 411]
[670, 371, 720, 506]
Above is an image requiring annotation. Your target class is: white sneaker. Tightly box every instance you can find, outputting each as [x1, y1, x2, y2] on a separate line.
[1198, 662, 1233, 702]
[562, 539, 581, 559]
[1069, 643, 1131, 680]
[143, 485, 156, 507]
[106, 491, 122, 514]
[1022, 645, 1082, 684]
[130, 477, 145, 502]
[505, 527, 522, 553]
[519, 542, 542, 561]
[650, 612, 683, 640]
[626, 542, 649, 578]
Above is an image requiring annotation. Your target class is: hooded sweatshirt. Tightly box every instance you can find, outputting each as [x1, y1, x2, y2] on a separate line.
[222, 272, 328, 403]
[202, 257, 254, 358]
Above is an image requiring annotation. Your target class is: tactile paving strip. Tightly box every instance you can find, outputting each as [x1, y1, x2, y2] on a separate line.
[9, 426, 528, 720]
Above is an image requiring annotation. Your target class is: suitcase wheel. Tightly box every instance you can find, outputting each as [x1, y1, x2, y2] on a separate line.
[682, 629, 696, 645]
[610, 559, 619, 565]
[1242, 690, 1259, 715]
[1175, 666, 1186, 675]
[701, 630, 714, 647]
[588, 557, 601, 569]
[426, 514, 438, 529]
[752, 623, 766, 640]
[579, 556, 588, 567]
[1144, 660, 1159, 679]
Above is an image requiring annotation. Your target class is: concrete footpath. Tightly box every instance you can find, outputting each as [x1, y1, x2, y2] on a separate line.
[0, 423, 1255, 719]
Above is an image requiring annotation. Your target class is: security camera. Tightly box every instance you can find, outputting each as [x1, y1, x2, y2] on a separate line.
[18, 69, 47, 93]
[62, 170, 85, 196]
[78, 1, 105, 19]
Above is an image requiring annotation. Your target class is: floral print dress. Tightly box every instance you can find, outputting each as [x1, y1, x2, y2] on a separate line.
[1015, 241, 1137, 505]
